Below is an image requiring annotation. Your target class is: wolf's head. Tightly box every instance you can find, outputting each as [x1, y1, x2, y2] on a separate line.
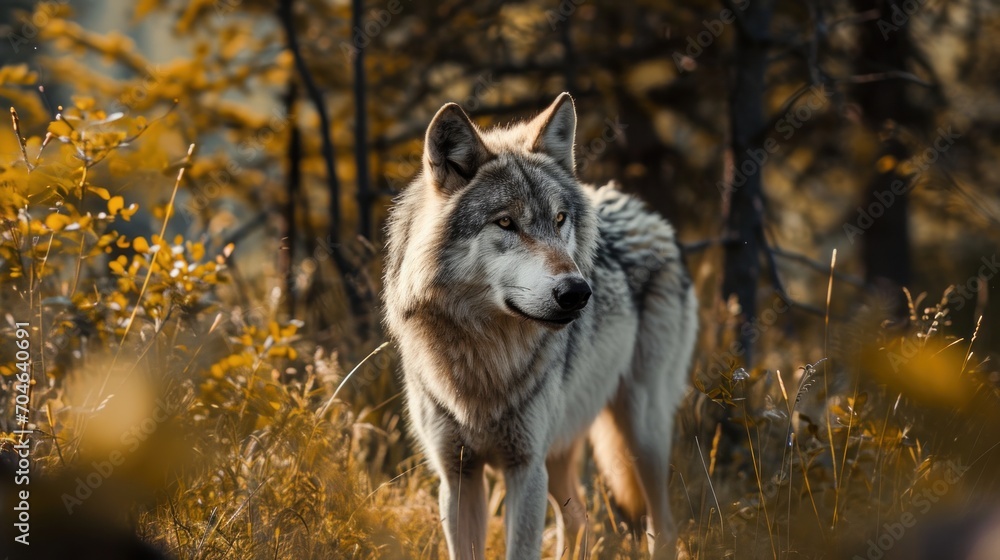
[388, 93, 598, 329]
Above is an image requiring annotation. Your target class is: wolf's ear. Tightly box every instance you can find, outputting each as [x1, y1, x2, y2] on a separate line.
[424, 103, 491, 195]
[530, 93, 577, 175]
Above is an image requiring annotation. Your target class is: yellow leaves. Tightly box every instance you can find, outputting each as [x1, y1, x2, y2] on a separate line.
[268, 346, 298, 360]
[87, 185, 111, 200]
[48, 118, 74, 140]
[109, 256, 126, 276]
[222, 319, 302, 381]
[108, 195, 124, 214]
[275, 50, 294, 71]
[263, 51, 295, 84]
[876, 155, 897, 174]
[40, 96, 152, 176]
[1, 81, 309, 471]
[107, 291, 128, 312]
[132, 236, 151, 253]
[219, 26, 250, 62]
[0, 165, 29, 219]
[152, 203, 175, 221]
[208, 352, 254, 380]
[0, 64, 38, 86]
[237, 331, 255, 348]
[133, 0, 161, 22]
[76, 213, 92, 230]
[44, 212, 73, 231]
[268, 320, 282, 341]
[227, 353, 251, 369]
[119, 203, 139, 221]
[0, 90, 47, 125]
[90, 232, 120, 256]
[273, 320, 299, 339]
[88, 130, 128, 150]
[73, 96, 96, 112]
[176, 0, 221, 34]
[189, 242, 205, 262]
[1, 94, 260, 427]
[96, 30, 139, 65]
[101, 233, 228, 323]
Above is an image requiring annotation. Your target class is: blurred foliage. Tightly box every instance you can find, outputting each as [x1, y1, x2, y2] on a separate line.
[0, 0, 999, 559]
[0, 97, 411, 557]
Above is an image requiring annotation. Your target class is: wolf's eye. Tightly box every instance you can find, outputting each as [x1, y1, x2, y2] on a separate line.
[555, 212, 567, 227]
[496, 217, 515, 231]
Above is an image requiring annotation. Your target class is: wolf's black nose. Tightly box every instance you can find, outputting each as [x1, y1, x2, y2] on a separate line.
[554, 278, 592, 311]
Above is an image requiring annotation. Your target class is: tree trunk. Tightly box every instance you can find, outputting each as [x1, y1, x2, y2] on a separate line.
[850, 0, 926, 317]
[721, 0, 774, 368]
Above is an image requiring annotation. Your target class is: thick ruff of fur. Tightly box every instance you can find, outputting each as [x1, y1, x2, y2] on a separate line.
[383, 93, 697, 560]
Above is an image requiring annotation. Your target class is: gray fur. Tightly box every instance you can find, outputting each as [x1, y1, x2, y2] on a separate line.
[383, 93, 698, 559]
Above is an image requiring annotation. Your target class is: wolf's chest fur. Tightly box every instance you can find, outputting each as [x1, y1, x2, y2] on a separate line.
[398, 302, 563, 427]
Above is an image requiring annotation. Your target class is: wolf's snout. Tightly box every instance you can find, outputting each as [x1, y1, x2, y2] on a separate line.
[554, 278, 592, 311]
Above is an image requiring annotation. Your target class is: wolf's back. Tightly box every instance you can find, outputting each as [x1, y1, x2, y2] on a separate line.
[585, 181, 696, 523]
[588, 182, 690, 303]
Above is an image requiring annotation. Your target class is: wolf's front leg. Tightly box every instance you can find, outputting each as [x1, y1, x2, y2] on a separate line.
[439, 462, 488, 560]
[503, 462, 549, 560]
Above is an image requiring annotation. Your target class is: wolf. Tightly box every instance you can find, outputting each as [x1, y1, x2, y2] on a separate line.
[383, 93, 698, 559]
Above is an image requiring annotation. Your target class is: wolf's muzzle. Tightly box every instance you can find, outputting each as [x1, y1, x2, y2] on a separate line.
[554, 277, 592, 311]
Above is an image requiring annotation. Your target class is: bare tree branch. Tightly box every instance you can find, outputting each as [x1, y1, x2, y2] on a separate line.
[280, 82, 301, 318]
[759, 227, 841, 319]
[278, 0, 375, 340]
[278, 0, 341, 245]
[839, 70, 934, 88]
[770, 246, 865, 288]
[680, 236, 739, 254]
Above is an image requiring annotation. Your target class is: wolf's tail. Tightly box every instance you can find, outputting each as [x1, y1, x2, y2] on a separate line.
[589, 409, 645, 522]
